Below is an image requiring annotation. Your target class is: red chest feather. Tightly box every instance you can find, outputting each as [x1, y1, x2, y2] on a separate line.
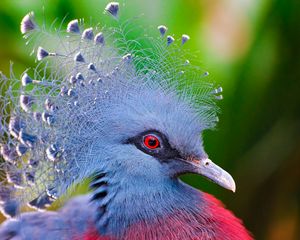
[81, 193, 252, 240]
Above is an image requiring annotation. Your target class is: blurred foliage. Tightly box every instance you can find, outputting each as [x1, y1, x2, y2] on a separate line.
[0, 0, 299, 239]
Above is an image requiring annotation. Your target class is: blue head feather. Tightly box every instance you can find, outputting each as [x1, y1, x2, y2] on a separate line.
[0, 2, 223, 225]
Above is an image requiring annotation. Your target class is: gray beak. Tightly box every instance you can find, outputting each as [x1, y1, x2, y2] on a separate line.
[188, 157, 236, 192]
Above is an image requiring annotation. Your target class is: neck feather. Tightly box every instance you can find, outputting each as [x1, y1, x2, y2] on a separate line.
[90, 173, 204, 237]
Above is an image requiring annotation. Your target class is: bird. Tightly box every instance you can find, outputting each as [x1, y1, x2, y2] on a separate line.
[0, 2, 252, 239]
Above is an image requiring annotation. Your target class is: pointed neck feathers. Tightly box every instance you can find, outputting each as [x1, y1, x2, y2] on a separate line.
[90, 172, 204, 237]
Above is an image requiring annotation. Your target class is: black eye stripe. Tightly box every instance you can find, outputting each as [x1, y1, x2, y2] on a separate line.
[126, 130, 182, 161]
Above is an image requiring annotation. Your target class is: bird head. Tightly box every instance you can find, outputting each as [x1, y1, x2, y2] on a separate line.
[0, 2, 234, 218]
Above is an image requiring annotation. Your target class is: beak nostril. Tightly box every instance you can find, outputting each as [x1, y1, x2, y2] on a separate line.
[205, 161, 209, 166]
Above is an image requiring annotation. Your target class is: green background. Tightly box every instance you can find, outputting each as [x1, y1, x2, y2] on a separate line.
[0, 0, 299, 239]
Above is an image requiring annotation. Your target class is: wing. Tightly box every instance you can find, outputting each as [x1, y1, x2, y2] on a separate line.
[0, 195, 97, 240]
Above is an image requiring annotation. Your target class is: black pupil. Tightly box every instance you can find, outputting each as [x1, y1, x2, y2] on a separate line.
[148, 137, 157, 147]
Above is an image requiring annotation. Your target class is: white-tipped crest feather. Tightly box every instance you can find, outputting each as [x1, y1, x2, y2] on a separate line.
[0, 2, 220, 218]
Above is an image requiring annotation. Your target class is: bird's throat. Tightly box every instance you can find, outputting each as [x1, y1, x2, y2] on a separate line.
[91, 176, 203, 238]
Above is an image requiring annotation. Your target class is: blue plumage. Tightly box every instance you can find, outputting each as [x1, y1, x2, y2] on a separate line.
[0, 2, 246, 240]
[0, 2, 219, 216]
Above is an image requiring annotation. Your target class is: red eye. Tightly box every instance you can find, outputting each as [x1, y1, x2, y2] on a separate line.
[143, 135, 161, 149]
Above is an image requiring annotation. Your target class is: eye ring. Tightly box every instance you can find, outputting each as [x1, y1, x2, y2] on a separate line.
[143, 134, 161, 149]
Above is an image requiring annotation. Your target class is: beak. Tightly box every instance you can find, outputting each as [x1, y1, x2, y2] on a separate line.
[187, 157, 236, 192]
